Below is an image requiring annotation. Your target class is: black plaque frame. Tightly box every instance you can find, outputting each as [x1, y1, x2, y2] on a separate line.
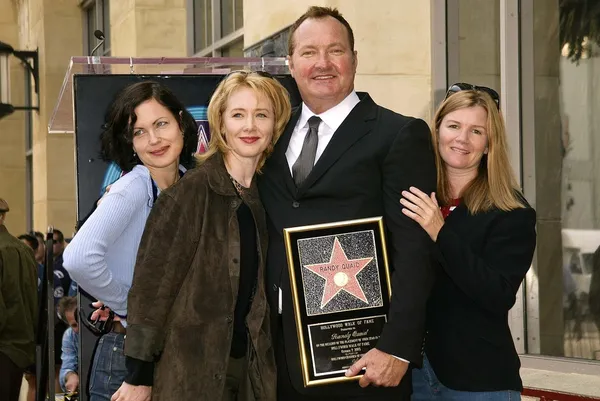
[283, 217, 392, 387]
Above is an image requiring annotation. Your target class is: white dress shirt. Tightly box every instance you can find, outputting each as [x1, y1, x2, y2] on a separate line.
[285, 91, 360, 172]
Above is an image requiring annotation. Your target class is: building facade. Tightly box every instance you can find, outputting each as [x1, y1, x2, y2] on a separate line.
[1, 0, 599, 394]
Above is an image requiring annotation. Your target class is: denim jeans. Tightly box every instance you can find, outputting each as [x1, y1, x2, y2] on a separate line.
[89, 332, 127, 401]
[412, 355, 521, 401]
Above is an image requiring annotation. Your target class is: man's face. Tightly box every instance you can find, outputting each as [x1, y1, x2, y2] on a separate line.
[65, 309, 79, 334]
[53, 235, 64, 257]
[288, 16, 358, 114]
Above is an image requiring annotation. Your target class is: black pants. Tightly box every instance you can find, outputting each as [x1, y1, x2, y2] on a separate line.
[0, 352, 24, 401]
[223, 354, 255, 401]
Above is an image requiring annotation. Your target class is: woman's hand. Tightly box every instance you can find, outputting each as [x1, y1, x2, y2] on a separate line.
[111, 383, 151, 401]
[90, 301, 121, 322]
[400, 186, 445, 241]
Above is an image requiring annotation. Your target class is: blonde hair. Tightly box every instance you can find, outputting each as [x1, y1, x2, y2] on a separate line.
[196, 71, 292, 172]
[432, 90, 525, 213]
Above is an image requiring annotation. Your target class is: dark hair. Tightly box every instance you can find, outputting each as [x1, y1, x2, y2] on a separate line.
[288, 6, 355, 55]
[58, 296, 77, 323]
[33, 231, 44, 243]
[53, 229, 65, 243]
[100, 81, 199, 172]
[18, 234, 39, 251]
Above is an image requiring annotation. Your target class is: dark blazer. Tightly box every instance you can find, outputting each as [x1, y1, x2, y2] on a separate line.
[125, 154, 276, 401]
[258, 92, 437, 398]
[424, 200, 537, 392]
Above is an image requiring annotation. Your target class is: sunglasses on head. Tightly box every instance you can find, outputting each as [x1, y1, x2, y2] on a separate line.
[445, 82, 500, 109]
[223, 70, 275, 80]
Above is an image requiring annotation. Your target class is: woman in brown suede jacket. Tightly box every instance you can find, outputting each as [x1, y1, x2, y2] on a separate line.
[111, 71, 291, 401]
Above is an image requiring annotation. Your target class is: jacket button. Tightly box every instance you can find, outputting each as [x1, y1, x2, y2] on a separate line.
[272, 284, 277, 292]
[292, 201, 300, 208]
[226, 315, 233, 323]
[214, 373, 222, 380]
[230, 200, 239, 208]
[233, 258, 239, 264]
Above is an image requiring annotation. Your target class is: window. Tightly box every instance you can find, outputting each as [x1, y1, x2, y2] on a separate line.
[81, 0, 110, 56]
[191, 0, 243, 56]
[442, 0, 600, 366]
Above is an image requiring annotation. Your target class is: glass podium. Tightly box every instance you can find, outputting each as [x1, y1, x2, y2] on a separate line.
[49, 56, 290, 134]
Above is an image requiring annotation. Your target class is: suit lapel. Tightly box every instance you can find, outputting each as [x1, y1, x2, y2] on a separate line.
[296, 93, 378, 196]
[272, 107, 301, 195]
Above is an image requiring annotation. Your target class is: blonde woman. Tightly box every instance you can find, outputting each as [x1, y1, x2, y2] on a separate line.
[112, 71, 291, 401]
[400, 83, 536, 400]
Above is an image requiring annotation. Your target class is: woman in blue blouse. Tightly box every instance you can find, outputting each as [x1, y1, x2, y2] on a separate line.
[63, 80, 198, 401]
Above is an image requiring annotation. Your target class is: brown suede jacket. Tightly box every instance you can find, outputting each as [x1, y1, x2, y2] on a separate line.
[125, 153, 275, 401]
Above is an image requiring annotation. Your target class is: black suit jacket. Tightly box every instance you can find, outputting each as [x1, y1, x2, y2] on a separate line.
[424, 200, 537, 392]
[258, 93, 437, 397]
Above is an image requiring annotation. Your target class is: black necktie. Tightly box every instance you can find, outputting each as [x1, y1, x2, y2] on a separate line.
[292, 116, 321, 187]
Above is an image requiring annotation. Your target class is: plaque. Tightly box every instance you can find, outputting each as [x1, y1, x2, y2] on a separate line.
[283, 217, 392, 387]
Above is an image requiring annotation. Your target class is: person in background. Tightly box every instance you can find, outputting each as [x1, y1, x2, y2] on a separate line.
[52, 229, 72, 300]
[19, 234, 41, 288]
[0, 198, 38, 401]
[401, 84, 537, 400]
[17, 233, 42, 401]
[33, 231, 46, 266]
[64, 80, 199, 401]
[57, 296, 80, 394]
[115, 71, 291, 401]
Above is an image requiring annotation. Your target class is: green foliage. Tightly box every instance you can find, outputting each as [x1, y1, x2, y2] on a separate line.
[560, 0, 600, 62]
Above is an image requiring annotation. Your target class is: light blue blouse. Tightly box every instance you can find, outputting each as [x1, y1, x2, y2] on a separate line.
[63, 164, 184, 319]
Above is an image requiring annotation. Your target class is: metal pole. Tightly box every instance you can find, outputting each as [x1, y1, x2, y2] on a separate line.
[45, 227, 56, 400]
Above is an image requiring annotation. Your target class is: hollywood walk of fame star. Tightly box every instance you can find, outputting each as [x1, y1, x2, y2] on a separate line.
[304, 237, 373, 308]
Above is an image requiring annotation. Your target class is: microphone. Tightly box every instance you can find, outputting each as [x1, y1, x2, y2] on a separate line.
[90, 30, 106, 56]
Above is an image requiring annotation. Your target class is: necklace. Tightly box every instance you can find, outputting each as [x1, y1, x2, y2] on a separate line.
[229, 174, 246, 196]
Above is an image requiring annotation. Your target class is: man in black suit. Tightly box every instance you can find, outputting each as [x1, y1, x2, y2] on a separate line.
[258, 6, 437, 401]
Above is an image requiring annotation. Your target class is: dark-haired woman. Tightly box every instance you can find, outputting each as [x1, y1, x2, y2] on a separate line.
[63, 80, 198, 401]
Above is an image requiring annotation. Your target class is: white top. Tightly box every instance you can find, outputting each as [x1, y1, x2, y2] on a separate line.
[285, 91, 360, 173]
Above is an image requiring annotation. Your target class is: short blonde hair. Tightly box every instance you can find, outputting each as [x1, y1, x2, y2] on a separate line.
[196, 71, 292, 172]
[432, 90, 525, 213]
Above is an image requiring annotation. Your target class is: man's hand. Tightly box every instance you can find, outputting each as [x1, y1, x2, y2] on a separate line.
[111, 383, 151, 401]
[345, 348, 409, 388]
[65, 372, 79, 393]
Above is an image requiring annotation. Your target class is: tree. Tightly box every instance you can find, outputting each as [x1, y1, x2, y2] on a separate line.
[560, 0, 600, 62]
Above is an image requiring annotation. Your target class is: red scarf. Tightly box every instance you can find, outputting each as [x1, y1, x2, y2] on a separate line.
[441, 198, 461, 219]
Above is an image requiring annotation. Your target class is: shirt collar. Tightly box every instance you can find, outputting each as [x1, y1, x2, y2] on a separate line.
[298, 91, 360, 133]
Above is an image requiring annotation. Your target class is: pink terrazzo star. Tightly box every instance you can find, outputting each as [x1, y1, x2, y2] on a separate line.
[304, 237, 373, 308]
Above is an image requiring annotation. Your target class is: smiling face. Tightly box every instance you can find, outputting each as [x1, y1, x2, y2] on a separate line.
[222, 87, 275, 167]
[438, 106, 489, 175]
[288, 16, 357, 114]
[131, 99, 183, 171]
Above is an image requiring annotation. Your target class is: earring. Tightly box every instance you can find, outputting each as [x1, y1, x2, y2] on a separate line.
[133, 151, 137, 158]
